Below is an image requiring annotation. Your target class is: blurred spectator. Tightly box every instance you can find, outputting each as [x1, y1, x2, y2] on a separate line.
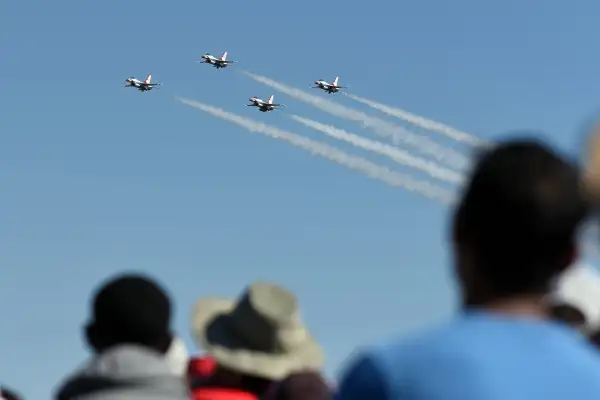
[190, 281, 323, 400]
[264, 372, 332, 400]
[54, 273, 189, 400]
[336, 139, 600, 399]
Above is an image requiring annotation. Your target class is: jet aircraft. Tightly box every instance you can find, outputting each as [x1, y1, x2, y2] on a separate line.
[247, 95, 283, 112]
[313, 76, 345, 94]
[199, 51, 237, 69]
[124, 74, 161, 92]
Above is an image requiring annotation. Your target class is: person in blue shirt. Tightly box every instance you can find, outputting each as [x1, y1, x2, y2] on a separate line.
[337, 139, 600, 400]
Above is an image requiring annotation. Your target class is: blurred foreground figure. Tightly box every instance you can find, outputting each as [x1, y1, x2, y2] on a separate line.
[337, 139, 600, 400]
[55, 273, 189, 400]
[190, 282, 324, 400]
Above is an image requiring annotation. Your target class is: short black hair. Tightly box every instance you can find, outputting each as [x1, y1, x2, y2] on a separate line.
[86, 273, 172, 352]
[455, 138, 589, 295]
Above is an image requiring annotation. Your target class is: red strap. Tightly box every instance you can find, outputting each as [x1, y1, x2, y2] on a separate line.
[192, 388, 258, 400]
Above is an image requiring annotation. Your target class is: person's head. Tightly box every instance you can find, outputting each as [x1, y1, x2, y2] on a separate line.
[85, 273, 173, 354]
[453, 139, 589, 305]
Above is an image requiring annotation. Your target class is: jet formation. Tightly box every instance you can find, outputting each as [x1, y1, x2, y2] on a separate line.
[124, 51, 346, 112]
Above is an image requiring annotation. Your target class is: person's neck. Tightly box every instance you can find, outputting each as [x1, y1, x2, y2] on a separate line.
[466, 294, 549, 319]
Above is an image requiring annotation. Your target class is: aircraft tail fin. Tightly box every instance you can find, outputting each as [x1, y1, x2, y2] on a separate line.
[220, 51, 228, 61]
[268, 95, 274, 104]
[144, 74, 152, 84]
[333, 76, 339, 86]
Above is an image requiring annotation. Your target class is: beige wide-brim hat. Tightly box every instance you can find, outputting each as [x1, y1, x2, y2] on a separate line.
[190, 282, 324, 381]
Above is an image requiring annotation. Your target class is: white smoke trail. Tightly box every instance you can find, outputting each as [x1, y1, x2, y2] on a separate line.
[240, 71, 471, 171]
[344, 93, 491, 148]
[176, 97, 456, 204]
[290, 114, 464, 185]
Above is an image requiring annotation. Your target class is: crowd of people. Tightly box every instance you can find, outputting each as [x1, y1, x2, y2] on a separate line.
[7, 128, 600, 400]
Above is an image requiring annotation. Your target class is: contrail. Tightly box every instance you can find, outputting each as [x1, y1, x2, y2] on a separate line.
[176, 97, 456, 204]
[343, 93, 491, 148]
[290, 114, 464, 185]
[240, 70, 471, 171]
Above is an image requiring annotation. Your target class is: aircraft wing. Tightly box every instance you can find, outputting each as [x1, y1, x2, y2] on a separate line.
[271, 103, 283, 107]
[218, 60, 238, 64]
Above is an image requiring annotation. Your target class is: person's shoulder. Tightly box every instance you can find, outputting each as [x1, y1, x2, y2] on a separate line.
[555, 340, 600, 394]
[336, 323, 460, 400]
[336, 349, 391, 400]
[374, 318, 467, 358]
[562, 336, 600, 371]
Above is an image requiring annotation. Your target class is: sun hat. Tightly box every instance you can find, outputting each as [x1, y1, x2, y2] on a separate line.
[190, 282, 323, 380]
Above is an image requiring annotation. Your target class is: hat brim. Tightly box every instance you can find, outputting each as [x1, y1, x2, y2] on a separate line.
[190, 297, 324, 381]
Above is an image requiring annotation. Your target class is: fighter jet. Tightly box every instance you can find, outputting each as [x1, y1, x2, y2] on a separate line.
[313, 76, 345, 94]
[247, 95, 284, 112]
[199, 51, 238, 69]
[124, 74, 161, 92]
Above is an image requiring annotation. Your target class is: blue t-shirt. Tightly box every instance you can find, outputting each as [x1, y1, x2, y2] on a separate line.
[336, 311, 600, 400]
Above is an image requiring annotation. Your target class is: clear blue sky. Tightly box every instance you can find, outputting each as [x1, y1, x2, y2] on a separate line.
[3, 0, 600, 398]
